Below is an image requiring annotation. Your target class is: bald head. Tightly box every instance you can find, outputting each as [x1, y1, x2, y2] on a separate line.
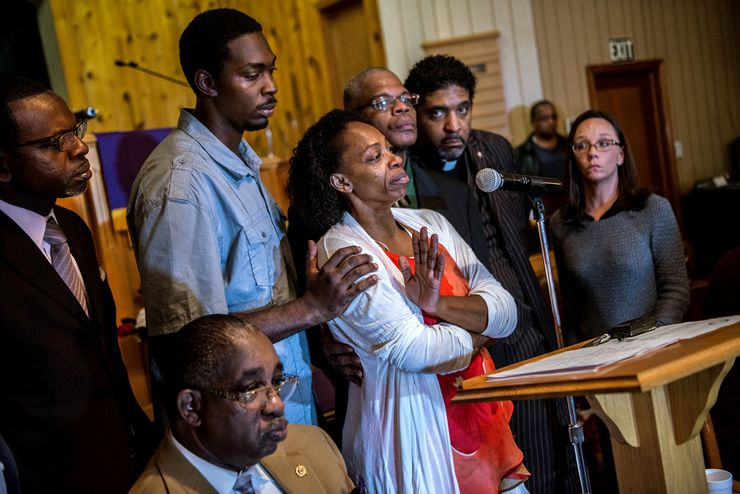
[342, 67, 417, 153]
[343, 67, 389, 110]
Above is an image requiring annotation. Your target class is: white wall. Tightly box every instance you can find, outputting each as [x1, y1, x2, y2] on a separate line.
[377, 0, 543, 143]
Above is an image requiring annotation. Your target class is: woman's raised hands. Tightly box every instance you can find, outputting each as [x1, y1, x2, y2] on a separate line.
[398, 226, 445, 315]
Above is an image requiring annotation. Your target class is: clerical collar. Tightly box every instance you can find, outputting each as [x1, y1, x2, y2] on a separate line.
[442, 160, 458, 172]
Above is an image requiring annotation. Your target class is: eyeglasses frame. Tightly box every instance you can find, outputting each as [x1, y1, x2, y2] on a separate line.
[367, 93, 420, 112]
[15, 119, 88, 152]
[571, 138, 622, 155]
[203, 374, 299, 408]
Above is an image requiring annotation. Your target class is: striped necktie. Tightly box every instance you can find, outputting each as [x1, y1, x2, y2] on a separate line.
[44, 218, 89, 316]
[232, 471, 256, 494]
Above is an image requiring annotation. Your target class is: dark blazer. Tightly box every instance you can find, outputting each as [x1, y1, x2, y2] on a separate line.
[462, 130, 557, 351]
[0, 206, 153, 494]
[412, 131, 578, 493]
[409, 153, 492, 268]
[129, 425, 355, 494]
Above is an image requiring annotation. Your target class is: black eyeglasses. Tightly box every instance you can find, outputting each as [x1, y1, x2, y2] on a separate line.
[571, 139, 621, 154]
[15, 119, 88, 153]
[367, 93, 420, 112]
[204, 375, 299, 409]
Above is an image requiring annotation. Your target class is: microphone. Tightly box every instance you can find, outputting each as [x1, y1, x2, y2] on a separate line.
[74, 106, 98, 121]
[475, 168, 563, 193]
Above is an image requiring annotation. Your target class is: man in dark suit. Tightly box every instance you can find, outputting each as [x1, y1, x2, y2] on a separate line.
[130, 315, 355, 494]
[0, 76, 153, 493]
[405, 55, 578, 494]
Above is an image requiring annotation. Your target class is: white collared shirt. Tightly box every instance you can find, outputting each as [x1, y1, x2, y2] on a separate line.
[170, 432, 282, 494]
[0, 199, 88, 296]
[0, 198, 53, 261]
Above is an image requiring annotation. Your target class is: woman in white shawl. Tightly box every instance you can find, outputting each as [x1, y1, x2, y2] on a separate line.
[288, 110, 529, 494]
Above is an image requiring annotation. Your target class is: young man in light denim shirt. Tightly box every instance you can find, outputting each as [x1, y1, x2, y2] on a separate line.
[127, 8, 377, 428]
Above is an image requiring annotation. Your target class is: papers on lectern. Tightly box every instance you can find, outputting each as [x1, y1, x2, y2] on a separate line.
[486, 315, 740, 381]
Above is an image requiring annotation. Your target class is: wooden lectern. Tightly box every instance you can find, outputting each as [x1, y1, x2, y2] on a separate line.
[454, 321, 740, 493]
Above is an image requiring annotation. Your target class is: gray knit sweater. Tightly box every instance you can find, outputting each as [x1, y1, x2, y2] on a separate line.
[550, 194, 690, 343]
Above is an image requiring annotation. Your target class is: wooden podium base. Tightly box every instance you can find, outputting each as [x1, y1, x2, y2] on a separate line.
[454, 320, 740, 494]
[589, 360, 733, 493]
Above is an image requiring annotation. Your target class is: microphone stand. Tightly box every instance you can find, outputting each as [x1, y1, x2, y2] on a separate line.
[529, 195, 592, 494]
[114, 60, 190, 87]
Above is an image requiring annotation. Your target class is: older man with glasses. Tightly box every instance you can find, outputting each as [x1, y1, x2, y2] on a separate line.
[130, 314, 355, 494]
[342, 67, 489, 262]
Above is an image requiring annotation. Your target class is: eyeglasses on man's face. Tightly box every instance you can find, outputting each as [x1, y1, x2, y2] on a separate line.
[204, 375, 299, 409]
[15, 119, 88, 153]
[367, 93, 420, 112]
[571, 139, 621, 155]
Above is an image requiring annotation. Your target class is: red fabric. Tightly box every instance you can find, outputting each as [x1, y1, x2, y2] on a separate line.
[385, 244, 527, 493]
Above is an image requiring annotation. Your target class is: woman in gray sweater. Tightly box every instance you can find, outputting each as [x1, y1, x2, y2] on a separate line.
[550, 110, 689, 344]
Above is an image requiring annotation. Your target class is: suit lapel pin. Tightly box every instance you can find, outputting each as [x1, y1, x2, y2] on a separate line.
[295, 465, 307, 477]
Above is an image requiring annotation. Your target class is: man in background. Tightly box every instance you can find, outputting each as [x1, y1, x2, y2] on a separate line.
[0, 76, 153, 493]
[128, 9, 377, 427]
[130, 314, 355, 493]
[405, 55, 578, 493]
[515, 99, 569, 214]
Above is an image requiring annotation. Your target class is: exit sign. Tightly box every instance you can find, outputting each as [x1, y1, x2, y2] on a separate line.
[609, 37, 635, 62]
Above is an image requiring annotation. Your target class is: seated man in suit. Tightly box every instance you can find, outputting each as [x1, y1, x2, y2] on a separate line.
[0, 76, 153, 493]
[130, 314, 355, 494]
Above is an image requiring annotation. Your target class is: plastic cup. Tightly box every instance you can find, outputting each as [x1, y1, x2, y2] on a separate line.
[705, 468, 733, 494]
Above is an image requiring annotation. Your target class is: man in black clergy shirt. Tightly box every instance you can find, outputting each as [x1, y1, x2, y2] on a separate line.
[405, 55, 578, 494]
[0, 76, 153, 493]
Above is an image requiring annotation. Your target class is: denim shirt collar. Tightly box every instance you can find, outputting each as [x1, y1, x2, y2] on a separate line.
[177, 109, 262, 180]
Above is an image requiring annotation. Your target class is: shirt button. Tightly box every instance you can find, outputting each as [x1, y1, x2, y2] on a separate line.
[261, 232, 267, 238]
[178, 158, 185, 164]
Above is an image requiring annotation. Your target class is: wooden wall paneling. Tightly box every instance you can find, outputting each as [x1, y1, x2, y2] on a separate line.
[423, 31, 509, 139]
[417, 0, 438, 48]
[363, 0, 387, 69]
[469, 0, 494, 33]
[721, 0, 740, 136]
[699, 1, 721, 180]
[674, 0, 698, 181]
[379, 0, 407, 75]
[42, 0, 341, 325]
[531, 0, 740, 193]
[507, 0, 544, 139]
[43, 0, 353, 165]
[397, 0, 423, 75]
[432, 0, 452, 40]
[257, 2, 303, 157]
[540, 1, 563, 109]
[296, 0, 334, 121]
[448, 0, 471, 37]
[502, 0, 545, 143]
[315, 0, 386, 108]
[377, 0, 545, 144]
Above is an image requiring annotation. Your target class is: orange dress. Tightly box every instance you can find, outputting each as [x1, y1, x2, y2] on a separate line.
[385, 244, 529, 493]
